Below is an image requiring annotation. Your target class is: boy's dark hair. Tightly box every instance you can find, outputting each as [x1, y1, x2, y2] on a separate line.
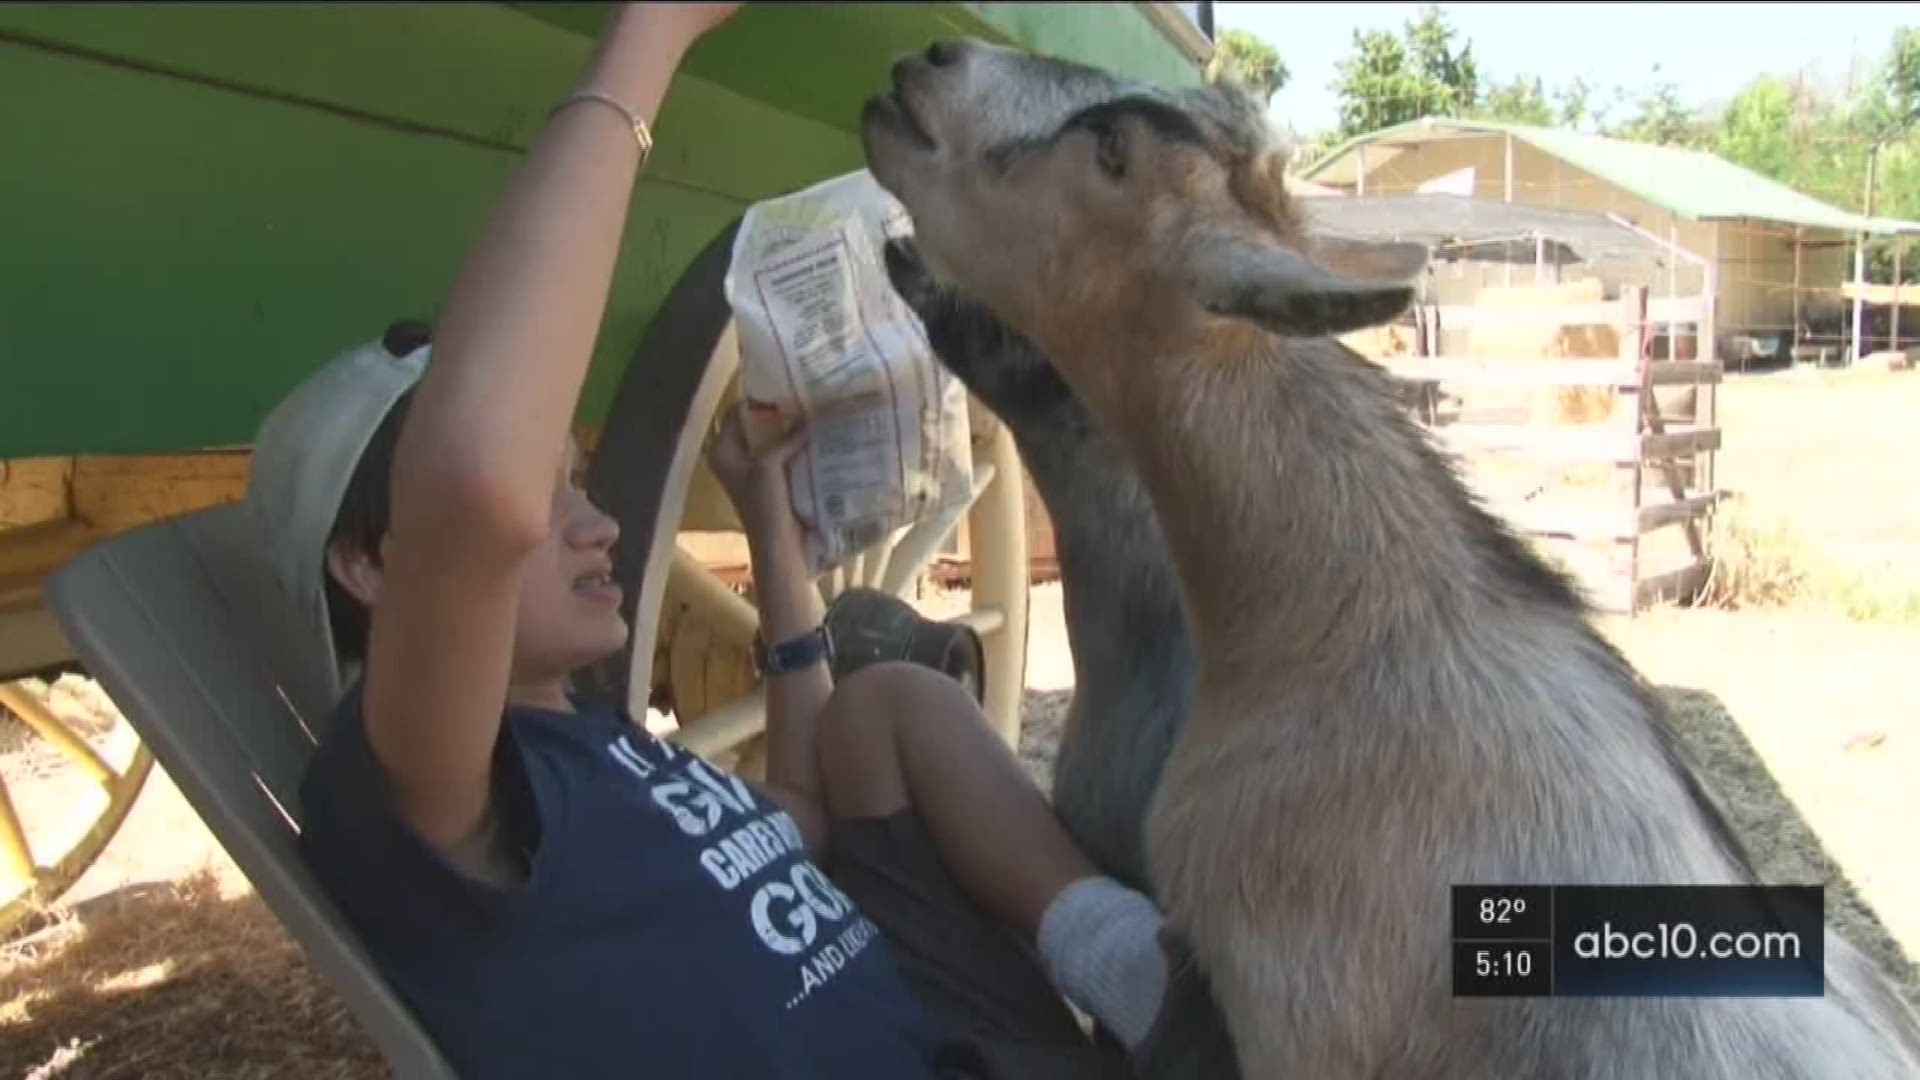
[322, 320, 430, 665]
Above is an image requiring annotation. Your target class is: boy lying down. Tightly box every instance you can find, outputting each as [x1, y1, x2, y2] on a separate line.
[271, 5, 1177, 1077]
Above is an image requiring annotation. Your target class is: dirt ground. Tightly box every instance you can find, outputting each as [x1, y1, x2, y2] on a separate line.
[2, 366, 1916, 1077]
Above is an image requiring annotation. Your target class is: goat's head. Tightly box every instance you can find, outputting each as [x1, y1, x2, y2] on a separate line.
[863, 40, 1428, 377]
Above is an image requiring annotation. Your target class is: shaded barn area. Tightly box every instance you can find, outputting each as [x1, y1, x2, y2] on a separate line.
[1304, 193, 1723, 613]
[1301, 117, 1920, 369]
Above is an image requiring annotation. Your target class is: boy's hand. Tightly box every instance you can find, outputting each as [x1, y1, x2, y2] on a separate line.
[709, 404, 811, 549]
[621, 2, 743, 53]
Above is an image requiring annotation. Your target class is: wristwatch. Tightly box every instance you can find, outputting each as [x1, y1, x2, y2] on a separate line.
[753, 624, 835, 677]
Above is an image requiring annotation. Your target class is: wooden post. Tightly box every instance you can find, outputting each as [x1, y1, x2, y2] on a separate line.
[1534, 233, 1546, 285]
[1666, 219, 1679, 362]
[1503, 134, 1514, 203]
[1701, 232, 1720, 499]
[1850, 231, 1868, 364]
[1893, 239, 1905, 352]
[1357, 143, 1369, 196]
[1619, 286, 1649, 615]
[1852, 143, 1881, 363]
[1791, 227, 1803, 358]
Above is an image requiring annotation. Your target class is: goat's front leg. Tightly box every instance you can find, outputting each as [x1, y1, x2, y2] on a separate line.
[1148, 754, 1449, 1079]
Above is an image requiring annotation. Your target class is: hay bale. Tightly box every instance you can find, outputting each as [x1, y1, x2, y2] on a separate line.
[1339, 321, 1419, 360]
[1467, 280, 1621, 425]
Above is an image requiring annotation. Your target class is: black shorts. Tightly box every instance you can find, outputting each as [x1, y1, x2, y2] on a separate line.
[826, 812, 1131, 1080]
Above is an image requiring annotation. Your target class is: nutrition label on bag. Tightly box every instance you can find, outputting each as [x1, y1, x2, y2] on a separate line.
[751, 232, 900, 543]
[725, 170, 973, 574]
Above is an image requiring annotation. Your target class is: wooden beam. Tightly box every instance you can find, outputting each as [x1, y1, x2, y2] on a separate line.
[0, 601, 74, 681]
[1635, 560, 1710, 609]
[1494, 504, 1629, 541]
[1430, 300, 1620, 328]
[1648, 296, 1708, 326]
[1380, 358, 1720, 388]
[1649, 361, 1723, 386]
[69, 452, 249, 534]
[1640, 427, 1721, 460]
[1437, 424, 1717, 463]
[0, 520, 101, 598]
[1487, 491, 1727, 542]
[1427, 296, 1705, 329]
[1382, 359, 1636, 388]
[1637, 491, 1728, 533]
[0, 458, 74, 531]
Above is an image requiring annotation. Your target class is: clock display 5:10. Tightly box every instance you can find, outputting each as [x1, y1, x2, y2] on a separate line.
[1477, 948, 1533, 978]
[1452, 941, 1552, 997]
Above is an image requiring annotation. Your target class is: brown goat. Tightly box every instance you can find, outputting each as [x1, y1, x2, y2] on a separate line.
[863, 39, 1920, 1079]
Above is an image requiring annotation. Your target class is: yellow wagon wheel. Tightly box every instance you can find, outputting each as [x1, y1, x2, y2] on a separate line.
[579, 220, 1029, 773]
[0, 677, 154, 937]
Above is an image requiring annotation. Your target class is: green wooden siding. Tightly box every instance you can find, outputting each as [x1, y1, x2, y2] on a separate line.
[0, 3, 1199, 459]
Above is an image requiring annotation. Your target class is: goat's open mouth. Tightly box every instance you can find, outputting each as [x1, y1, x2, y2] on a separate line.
[865, 89, 936, 152]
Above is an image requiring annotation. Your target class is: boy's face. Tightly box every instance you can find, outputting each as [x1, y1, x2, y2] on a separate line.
[509, 437, 629, 684]
[328, 435, 630, 694]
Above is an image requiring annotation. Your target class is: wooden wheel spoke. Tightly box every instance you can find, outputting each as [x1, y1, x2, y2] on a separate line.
[859, 525, 906, 591]
[0, 683, 115, 786]
[877, 461, 999, 597]
[818, 565, 846, 605]
[667, 547, 760, 648]
[669, 688, 767, 760]
[0, 777, 36, 884]
[0, 677, 157, 935]
[950, 606, 1006, 637]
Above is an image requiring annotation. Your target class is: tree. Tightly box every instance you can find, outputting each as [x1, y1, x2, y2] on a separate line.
[1477, 75, 1553, 126]
[1206, 27, 1289, 102]
[1330, 5, 1478, 136]
[1552, 77, 1632, 133]
[1554, 77, 1596, 130]
[1610, 64, 1711, 147]
[1405, 4, 1479, 108]
[1700, 33, 1920, 283]
[1864, 26, 1920, 139]
[1714, 75, 1800, 179]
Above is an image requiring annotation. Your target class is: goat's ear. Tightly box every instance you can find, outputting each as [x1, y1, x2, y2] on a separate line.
[1308, 236, 1430, 284]
[1186, 233, 1426, 337]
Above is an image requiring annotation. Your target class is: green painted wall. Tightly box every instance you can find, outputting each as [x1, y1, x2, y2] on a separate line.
[0, 3, 1200, 459]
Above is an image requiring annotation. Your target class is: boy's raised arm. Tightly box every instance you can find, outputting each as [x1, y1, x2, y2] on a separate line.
[363, 4, 740, 854]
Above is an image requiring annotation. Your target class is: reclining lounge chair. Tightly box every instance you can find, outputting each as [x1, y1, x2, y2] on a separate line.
[33, 221, 753, 1080]
[45, 499, 459, 1079]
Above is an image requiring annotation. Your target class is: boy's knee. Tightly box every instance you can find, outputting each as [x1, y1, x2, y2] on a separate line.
[822, 662, 983, 749]
[818, 662, 988, 817]
[832, 660, 976, 719]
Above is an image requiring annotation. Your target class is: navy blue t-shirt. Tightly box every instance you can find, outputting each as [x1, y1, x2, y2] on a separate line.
[298, 687, 964, 1079]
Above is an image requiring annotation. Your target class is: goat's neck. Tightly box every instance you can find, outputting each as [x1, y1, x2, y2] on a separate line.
[1067, 327, 1490, 687]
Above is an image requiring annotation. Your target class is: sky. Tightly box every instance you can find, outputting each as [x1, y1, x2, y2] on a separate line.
[1214, 2, 1915, 134]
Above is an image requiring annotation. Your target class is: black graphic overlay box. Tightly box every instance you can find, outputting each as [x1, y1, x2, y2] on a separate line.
[1453, 885, 1823, 998]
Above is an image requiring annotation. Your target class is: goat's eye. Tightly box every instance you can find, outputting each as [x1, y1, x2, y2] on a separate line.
[1093, 122, 1127, 180]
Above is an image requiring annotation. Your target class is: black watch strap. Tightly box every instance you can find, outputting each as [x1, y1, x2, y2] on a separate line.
[754, 625, 833, 676]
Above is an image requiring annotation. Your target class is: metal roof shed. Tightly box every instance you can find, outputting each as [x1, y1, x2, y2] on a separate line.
[1302, 117, 1920, 363]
